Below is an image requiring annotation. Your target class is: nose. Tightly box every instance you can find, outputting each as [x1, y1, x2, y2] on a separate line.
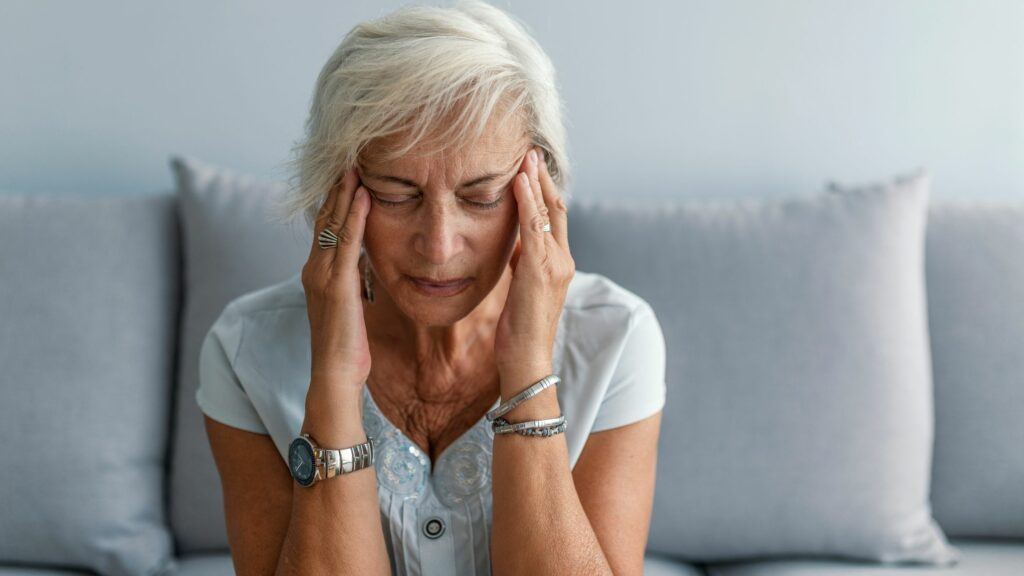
[413, 201, 464, 265]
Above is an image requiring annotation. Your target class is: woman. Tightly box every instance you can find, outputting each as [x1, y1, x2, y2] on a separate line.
[196, 1, 666, 574]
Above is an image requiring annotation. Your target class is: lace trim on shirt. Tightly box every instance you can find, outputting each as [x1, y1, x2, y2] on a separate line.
[362, 386, 495, 507]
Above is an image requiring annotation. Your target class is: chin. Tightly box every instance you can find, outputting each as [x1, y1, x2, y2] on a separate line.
[393, 283, 480, 327]
[398, 300, 474, 328]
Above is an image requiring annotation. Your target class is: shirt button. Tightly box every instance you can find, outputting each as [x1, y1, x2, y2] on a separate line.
[422, 516, 446, 539]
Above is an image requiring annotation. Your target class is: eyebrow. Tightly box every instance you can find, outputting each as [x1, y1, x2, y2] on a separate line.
[360, 154, 525, 189]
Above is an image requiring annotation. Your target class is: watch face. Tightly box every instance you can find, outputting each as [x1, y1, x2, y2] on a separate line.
[289, 437, 316, 486]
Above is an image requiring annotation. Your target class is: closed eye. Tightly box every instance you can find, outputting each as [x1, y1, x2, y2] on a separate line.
[366, 188, 415, 207]
[465, 194, 505, 210]
[366, 188, 506, 210]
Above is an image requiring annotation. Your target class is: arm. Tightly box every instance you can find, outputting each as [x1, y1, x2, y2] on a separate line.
[274, 164, 391, 574]
[203, 416, 293, 576]
[573, 409, 661, 575]
[203, 383, 391, 576]
[202, 163, 391, 574]
[275, 382, 392, 576]
[490, 369, 612, 575]
[491, 369, 662, 575]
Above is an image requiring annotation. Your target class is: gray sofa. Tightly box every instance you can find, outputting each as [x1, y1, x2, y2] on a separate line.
[1, 155, 1021, 576]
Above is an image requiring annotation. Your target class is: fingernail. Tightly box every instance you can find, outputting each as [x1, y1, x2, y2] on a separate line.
[528, 149, 537, 165]
[356, 187, 366, 199]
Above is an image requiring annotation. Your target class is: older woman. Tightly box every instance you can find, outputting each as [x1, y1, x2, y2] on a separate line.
[196, 1, 666, 575]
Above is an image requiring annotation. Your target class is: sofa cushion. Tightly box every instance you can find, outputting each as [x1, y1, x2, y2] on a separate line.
[163, 552, 710, 576]
[0, 567, 93, 575]
[643, 554, 710, 576]
[167, 156, 310, 551]
[924, 201, 1024, 538]
[704, 538, 1024, 576]
[566, 171, 957, 565]
[0, 193, 178, 576]
[165, 554, 234, 576]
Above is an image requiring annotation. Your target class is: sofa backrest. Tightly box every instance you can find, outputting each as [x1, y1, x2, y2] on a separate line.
[5, 158, 1017, 571]
[923, 201, 1024, 539]
[165, 160, 1024, 555]
[165, 165, 1024, 557]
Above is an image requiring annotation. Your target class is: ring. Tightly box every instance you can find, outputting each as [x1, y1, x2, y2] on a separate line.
[541, 222, 551, 233]
[318, 228, 339, 249]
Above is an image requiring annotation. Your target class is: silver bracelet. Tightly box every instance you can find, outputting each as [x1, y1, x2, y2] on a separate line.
[492, 415, 566, 436]
[486, 374, 561, 422]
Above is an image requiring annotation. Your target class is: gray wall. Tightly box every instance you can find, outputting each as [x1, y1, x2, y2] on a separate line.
[2, 0, 1021, 201]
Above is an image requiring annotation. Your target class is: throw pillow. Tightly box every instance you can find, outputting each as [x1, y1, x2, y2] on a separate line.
[566, 170, 959, 565]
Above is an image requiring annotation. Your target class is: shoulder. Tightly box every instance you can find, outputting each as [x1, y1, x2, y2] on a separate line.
[207, 272, 307, 366]
[197, 273, 309, 439]
[560, 270, 659, 339]
[219, 272, 306, 322]
[556, 271, 667, 438]
[556, 270, 664, 377]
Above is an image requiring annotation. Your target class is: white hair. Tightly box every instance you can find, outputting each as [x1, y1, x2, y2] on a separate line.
[270, 0, 572, 230]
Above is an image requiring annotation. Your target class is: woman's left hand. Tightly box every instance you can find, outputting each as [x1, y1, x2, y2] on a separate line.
[495, 146, 574, 396]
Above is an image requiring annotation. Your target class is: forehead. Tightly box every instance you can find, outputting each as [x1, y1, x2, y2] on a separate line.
[360, 112, 530, 175]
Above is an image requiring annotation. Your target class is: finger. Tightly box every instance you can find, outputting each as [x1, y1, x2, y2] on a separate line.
[314, 171, 345, 230]
[323, 166, 360, 263]
[527, 148, 549, 231]
[537, 150, 569, 249]
[310, 167, 357, 262]
[513, 170, 546, 259]
[333, 186, 370, 273]
[309, 173, 341, 262]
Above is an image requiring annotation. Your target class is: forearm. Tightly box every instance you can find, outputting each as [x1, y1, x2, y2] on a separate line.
[275, 381, 391, 576]
[490, 367, 613, 576]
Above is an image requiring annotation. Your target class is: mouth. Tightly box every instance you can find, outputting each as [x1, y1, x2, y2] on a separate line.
[406, 275, 474, 297]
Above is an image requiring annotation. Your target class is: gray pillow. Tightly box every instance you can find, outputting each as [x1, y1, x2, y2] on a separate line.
[0, 193, 177, 576]
[566, 171, 959, 565]
[167, 155, 310, 552]
[924, 200, 1024, 538]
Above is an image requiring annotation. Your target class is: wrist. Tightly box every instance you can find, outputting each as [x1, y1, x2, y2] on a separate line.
[303, 382, 367, 446]
[497, 384, 560, 421]
[498, 362, 553, 396]
[497, 367, 560, 421]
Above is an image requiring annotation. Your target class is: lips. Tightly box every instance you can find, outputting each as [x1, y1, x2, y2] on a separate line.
[407, 275, 473, 296]
[410, 276, 470, 286]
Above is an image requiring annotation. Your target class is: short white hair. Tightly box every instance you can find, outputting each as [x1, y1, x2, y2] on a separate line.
[271, 0, 572, 230]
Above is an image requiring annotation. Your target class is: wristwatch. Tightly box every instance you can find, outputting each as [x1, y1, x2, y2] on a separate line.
[288, 432, 375, 487]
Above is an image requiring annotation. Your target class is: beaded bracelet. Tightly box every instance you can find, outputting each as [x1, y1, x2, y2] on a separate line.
[488, 374, 565, 437]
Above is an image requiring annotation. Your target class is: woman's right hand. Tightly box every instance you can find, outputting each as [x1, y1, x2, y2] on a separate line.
[300, 166, 372, 393]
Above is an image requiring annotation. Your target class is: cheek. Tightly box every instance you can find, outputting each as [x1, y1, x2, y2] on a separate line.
[361, 213, 393, 263]
[486, 207, 519, 247]
[364, 209, 404, 238]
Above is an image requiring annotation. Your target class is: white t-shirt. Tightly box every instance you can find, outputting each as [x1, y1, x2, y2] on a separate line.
[196, 269, 666, 575]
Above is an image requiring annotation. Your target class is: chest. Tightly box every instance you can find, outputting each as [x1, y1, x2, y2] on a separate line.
[365, 351, 501, 467]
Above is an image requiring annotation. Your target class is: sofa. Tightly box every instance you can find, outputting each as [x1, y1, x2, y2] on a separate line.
[0, 155, 1021, 576]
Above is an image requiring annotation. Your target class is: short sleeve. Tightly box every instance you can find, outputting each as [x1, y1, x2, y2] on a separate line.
[195, 304, 270, 435]
[590, 301, 667, 432]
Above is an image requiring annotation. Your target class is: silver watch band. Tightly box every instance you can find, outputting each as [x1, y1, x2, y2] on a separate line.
[321, 437, 375, 479]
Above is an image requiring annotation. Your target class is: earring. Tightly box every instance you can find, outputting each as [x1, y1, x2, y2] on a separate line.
[363, 254, 375, 303]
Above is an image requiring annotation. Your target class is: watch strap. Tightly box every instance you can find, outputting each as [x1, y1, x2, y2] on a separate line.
[323, 437, 375, 479]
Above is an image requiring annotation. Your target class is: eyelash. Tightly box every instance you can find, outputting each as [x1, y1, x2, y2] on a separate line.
[367, 189, 505, 210]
